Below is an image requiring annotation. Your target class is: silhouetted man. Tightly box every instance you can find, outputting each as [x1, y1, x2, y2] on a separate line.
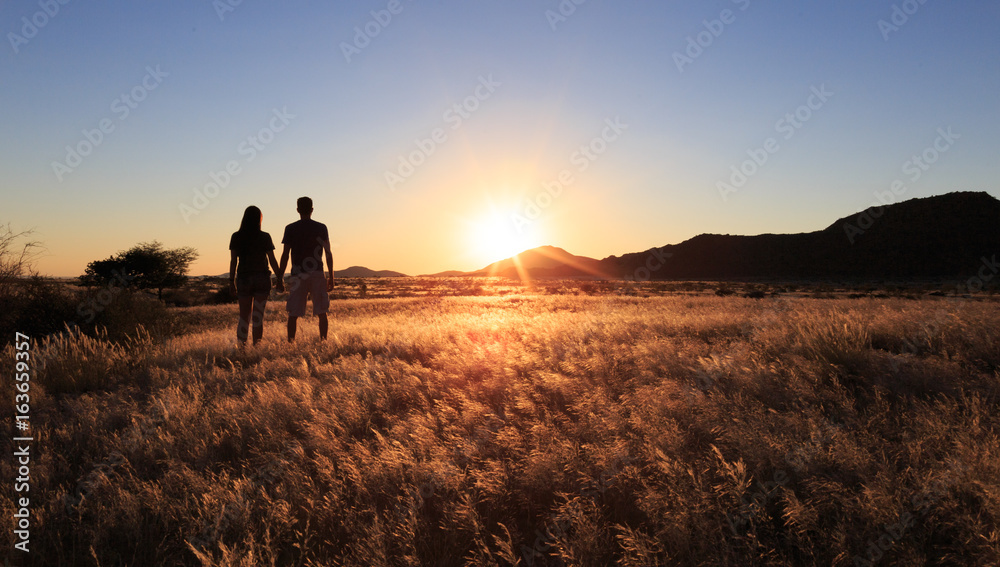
[278, 196, 334, 341]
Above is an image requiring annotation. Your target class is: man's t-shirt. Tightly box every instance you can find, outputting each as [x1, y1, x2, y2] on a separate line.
[282, 219, 330, 275]
[229, 231, 275, 276]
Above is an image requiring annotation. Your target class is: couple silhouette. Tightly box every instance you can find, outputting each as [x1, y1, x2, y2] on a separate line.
[228, 196, 334, 345]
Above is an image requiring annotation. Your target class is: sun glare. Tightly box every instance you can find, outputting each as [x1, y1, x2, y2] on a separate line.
[468, 210, 543, 266]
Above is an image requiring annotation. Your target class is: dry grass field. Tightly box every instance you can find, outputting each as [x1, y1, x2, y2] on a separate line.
[3, 293, 1000, 566]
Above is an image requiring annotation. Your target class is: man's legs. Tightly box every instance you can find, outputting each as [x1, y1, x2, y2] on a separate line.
[286, 271, 328, 342]
[312, 270, 331, 340]
[286, 272, 307, 342]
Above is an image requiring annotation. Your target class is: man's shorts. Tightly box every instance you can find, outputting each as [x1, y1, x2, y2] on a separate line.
[286, 270, 330, 317]
[236, 273, 271, 298]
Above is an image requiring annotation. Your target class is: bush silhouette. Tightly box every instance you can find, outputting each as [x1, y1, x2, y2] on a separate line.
[81, 241, 198, 299]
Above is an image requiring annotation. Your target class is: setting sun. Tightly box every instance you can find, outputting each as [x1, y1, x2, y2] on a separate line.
[467, 209, 545, 266]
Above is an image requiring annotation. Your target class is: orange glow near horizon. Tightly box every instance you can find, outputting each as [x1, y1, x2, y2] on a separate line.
[464, 205, 546, 268]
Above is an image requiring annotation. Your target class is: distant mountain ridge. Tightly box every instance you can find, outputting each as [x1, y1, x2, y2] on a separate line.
[440, 192, 999, 280]
[335, 266, 407, 278]
[602, 191, 998, 280]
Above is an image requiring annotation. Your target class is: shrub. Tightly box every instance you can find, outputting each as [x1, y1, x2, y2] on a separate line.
[715, 284, 736, 297]
[77, 288, 175, 342]
[209, 281, 238, 304]
[0, 277, 78, 341]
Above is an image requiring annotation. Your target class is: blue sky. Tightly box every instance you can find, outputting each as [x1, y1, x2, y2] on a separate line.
[2, 0, 998, 276]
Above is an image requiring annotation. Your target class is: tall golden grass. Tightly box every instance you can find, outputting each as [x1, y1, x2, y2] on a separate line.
[2, 295, 998, 566]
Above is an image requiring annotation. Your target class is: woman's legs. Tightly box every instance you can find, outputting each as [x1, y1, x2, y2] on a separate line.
[250, 294, 268, 345]
[236, 273, 272, 345]
[237, 295, 253, 344]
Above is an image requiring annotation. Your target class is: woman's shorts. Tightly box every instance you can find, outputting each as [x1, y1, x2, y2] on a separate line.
[236, 273, 271, 298]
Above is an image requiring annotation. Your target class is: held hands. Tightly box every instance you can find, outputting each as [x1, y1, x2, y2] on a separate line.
[229, 279, 237, 296]
[275, 276, 285, 293]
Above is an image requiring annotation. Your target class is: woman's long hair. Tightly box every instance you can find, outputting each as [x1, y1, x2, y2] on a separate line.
[238, 206, 263, 235]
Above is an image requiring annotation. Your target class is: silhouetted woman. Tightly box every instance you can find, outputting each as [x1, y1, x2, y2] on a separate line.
[229, 206, 283, 345]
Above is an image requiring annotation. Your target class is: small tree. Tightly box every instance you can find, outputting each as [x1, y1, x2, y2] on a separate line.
[81, 241, 198, 299]
[0, 224, 41, 298]
[0, 225, 88, 340]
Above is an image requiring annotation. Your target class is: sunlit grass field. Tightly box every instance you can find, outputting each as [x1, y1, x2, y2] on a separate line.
[3, 294, 1000, 566]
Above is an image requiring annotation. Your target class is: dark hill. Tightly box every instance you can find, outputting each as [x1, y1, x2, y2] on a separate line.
[471, 246, 611, 279]
[602, 192, 999, 280]
[335, 266, 407, 278]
